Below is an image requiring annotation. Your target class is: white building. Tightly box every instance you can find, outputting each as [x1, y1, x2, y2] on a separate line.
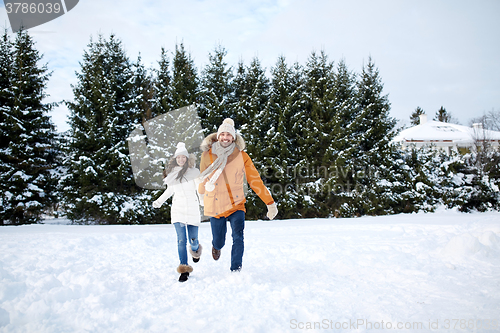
[393, 114, 500, 154]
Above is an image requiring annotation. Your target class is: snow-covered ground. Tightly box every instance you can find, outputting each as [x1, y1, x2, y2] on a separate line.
[1, 208, 500, 333]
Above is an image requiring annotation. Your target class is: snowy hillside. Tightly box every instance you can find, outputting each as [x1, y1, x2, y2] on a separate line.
[1, 209, 500, 332]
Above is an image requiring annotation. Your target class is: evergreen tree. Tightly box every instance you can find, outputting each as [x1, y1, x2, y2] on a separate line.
[199, 45, 233, 133]
[152, 47, 173, 115]
[295, 50, 336, 217]
[354, 57, 396, 156]
[0, 30, 16, 224]
[0, 30, 57, 225]
[339, 145, 445, 217]
[323, 59, 359, 214]
[62, 34, 147, 224]
[410, 107, 425, 126]
[238, 57, 270, 158]
[445, 150, 500, 212]
[298, 50, 335, 166]
[0, 30, 13, 154]
[338, 57, 397, 216]
[243, 57, 270, 127]
[133, 54, 155, 123]
[170, 42, 199, 110]
[247, 56, 305, 219]
[434, 106, 451, 122]
[157, 42, 200, 168]
[231, 60, 249, 127]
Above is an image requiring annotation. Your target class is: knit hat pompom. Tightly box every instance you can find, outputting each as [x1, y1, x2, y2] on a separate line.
[217, 118, 236, 139]
[174, 142, 189, 158]
[223, 118, 234, 127]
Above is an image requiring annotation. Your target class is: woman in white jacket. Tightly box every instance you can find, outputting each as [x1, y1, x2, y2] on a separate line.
[153, 142, 203, 282]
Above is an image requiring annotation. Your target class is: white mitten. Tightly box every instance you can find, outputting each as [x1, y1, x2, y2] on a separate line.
[266, 203, 278, 220]
[153, 187, 173, 208]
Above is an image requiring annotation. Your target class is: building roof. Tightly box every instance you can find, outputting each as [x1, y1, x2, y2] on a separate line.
[393, 115, 500, 145]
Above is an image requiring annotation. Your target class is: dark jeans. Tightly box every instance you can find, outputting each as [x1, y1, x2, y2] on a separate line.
[210, 210, 245, 271]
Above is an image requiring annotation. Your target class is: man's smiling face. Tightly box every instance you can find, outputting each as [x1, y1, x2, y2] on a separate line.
[218, 132, 234, 148]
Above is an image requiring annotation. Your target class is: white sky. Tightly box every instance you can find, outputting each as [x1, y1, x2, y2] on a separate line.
[1, 0, 499, 132]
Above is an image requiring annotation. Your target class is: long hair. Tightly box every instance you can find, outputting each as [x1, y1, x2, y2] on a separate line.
[163, 156, 189, 181]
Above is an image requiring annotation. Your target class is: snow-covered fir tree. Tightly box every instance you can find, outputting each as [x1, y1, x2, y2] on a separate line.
[251, 56, 307, 219]
[298, 50, 335, 164]
[354, 57, 396, 157]
[132, 55, 155, 123]
[322, 59, 359, 214]
[337, 57, 397, 216]
[0, 30, 57, 225]
[241, 57, 270, 131]
[62, 34, 147, 224]
[237, 57, 270, 159]
[294, 51, 336, 217]
[448, 150, 500, 212]
[170, 42, 199, 110]
[199, 45, 234, 134]
[231, 60, 249, 127]
[0, 30, 13, 158]
[151, 47, 173, 116]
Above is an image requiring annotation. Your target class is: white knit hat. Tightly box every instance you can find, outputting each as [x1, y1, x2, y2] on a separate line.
[174, 142, 189, 158]
[217, 118, 236, 139]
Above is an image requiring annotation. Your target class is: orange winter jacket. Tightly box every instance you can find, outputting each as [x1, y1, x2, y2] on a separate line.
[198, 133, 274, 218]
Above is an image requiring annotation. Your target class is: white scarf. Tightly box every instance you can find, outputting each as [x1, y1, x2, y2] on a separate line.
[198, 141, 236, 192]
[164, 166, 198, 186]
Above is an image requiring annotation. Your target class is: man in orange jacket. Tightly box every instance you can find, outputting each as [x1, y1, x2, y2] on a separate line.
[198, 118, 278, 271]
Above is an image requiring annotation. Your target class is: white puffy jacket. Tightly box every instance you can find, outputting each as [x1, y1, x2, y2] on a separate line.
[153, 167, 201, 226]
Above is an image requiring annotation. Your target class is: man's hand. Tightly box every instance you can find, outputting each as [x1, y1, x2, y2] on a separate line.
[266, 203, 278, 220]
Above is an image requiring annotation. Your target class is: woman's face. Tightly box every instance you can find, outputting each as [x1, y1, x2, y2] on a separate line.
[176, 155, 187, 166]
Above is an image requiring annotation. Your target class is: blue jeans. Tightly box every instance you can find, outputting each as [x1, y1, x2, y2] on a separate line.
[174, 222, 199, 265]
[210, 210, 245, 271]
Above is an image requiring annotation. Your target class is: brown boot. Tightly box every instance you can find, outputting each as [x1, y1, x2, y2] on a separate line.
[212, 246, 221, 261]
[177, 264, 193, 282]
[189, 244, 203, 263]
